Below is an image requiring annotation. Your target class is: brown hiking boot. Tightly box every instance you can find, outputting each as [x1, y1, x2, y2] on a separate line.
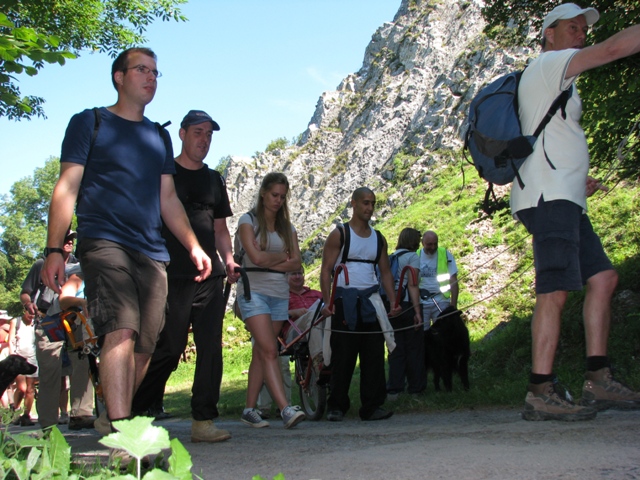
[522, 381, 597, 421]
[191, 419, 231, 443]
[580, 367, 640, 411]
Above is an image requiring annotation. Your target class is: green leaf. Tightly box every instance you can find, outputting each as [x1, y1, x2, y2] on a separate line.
[167, 438, 193, 480]
[48, 426, 72, 476]
[143, 470, 180, 479]
[99, 417, 171, 459]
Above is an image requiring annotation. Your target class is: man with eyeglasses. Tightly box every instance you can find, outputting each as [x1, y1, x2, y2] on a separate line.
[41, 47, 212, 436]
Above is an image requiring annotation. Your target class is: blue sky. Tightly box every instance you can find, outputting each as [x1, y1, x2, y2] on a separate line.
[0, 1, 400, 197]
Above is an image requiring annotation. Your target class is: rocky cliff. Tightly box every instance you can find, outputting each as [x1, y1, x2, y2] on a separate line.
[223, 0, 535, 260]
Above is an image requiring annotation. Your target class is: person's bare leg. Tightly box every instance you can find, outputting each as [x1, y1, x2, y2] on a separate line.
[133, 352, 152, 393]
[59, 377, 69, 416]
[583, 269, 618, 357]
[13, 375, 25, 409]
[100, 328, 136, 420]
[246, 316, 288, 410]
[531, 290, 568, 374]
[24, 378, 36, 415]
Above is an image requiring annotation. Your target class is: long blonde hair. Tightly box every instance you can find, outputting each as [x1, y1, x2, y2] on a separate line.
[252, 172, 294, 254]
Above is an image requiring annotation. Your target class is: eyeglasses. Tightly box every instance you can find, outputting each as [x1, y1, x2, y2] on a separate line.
[124, 64, 162, 78]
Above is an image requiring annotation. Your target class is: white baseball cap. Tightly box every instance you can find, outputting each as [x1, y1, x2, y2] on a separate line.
[542, 3, 600, 35]
[0, 310, 12, 321]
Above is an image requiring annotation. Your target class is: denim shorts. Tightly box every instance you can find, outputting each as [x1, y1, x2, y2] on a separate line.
[517, 198, 613, 294]
[237, 291, 289, 322]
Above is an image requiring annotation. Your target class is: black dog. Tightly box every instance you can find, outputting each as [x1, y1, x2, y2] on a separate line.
[424, 306, 470, 392]
[0, 354, 38, 396]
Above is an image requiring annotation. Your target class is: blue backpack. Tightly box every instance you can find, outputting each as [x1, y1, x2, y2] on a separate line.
[377, 250, 411, 301]
[464, 71, 571, 198]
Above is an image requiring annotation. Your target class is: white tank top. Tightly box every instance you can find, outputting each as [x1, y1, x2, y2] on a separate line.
[334, 225, 378, 289]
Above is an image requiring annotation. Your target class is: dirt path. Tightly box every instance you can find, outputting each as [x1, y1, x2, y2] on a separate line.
[57, 407, 640, 479]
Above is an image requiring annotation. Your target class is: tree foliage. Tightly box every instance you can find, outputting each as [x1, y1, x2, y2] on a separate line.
[0, 0, 187, 120]
[0, 157, 60, 314]
[482, 0, 640, 180]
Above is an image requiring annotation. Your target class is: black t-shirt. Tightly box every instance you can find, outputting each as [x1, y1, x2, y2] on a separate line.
[163, 163, 233, 278]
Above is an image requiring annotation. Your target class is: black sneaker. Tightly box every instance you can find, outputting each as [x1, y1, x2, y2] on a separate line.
[327, 410, 344, 422]
[363, 408, 393, 421]
[69, 415, 97, 430]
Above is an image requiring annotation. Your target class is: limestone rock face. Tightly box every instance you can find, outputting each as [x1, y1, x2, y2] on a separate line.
[223, 0, 534, 256]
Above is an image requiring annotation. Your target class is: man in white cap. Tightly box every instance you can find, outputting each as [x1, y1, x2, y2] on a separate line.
[512, 3, 640, 421]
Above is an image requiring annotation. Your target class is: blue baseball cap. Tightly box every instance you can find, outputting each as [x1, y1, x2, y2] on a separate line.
[180, 110, 220, 131]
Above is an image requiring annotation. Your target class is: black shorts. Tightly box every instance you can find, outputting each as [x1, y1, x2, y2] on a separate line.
[517, 198, 613, 294]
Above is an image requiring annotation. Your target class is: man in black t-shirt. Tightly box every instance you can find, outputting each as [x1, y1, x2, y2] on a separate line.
[132, 110, 240, 442]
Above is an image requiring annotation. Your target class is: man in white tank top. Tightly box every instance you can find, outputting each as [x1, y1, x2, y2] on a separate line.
[320, 187, 400, 422]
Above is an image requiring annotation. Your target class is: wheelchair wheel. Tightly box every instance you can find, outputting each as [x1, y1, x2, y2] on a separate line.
[296, 355, 326, 421]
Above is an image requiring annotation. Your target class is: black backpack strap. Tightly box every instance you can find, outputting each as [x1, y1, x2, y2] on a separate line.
[88, 107, 101, 161]
[532, 86, 572, 138]
[338, 223, 350, 265]
[374, 229, 383, 265]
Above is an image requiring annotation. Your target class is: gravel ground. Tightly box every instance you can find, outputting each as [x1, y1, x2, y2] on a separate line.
[44, 407, 640, 479]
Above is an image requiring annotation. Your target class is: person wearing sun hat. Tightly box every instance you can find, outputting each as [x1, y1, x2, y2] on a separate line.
[511, 4, 640, 421]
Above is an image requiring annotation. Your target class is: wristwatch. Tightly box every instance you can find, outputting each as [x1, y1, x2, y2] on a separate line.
[44, 247, 64, 257]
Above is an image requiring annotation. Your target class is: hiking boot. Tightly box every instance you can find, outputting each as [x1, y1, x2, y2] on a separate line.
[241, 408, 269, 428]
[281, 405, 305, 429]
[94, 410, 112, 436]
[580, 367, 640, 411]
[522, 381, 597, 421]
[191, 419, 231, 443]
[69, 415, 97, 430]
[109, 449, 150, 471]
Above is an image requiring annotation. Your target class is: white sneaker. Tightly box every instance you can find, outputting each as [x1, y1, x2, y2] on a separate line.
[241, 408, 269, 428]
[281, 405, 305, 429]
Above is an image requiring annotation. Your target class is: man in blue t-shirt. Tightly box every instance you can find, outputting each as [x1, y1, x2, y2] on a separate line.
[41, 47, 212, 432]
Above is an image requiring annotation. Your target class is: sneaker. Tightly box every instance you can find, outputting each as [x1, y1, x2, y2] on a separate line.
[69, 415, 97, 430]
[386, 392, 400, 401]
[149, 406, 174, 420]
[94, 410, 112, 436]
[363, 408, 393, 421]
[580, 367, 640, 411]
[281, 405, 305, 429]
[327, 410, 344, 422]
[522, 381, 597, 421]
[58, 412, 69, 425]
[13, 414, 34, 427]
[191, 419, 231, 443]
[241, 408, 269, 428]
[256, 408, 270, 420]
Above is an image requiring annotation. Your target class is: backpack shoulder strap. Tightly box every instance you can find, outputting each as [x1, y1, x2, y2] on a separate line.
[532, 86, 572, 138]
[338, 223, 350, 265]
[88, 107, 101, 161]
[374, 229, 383, 265]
